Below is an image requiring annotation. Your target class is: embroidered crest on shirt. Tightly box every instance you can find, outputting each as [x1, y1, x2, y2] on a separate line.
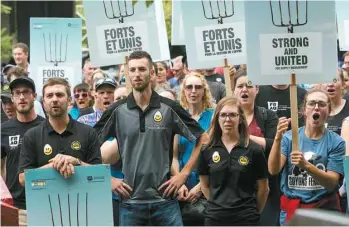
[238, 156, 249, 166]
[212, 151, 220, 163]
[44, 144, 53, 155]
[288, 151, 325, 190]
[153, 111, 163, 122]
[71, 141, 81, 150]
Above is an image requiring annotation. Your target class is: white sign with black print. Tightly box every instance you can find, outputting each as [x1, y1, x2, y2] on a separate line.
[259, 33, 322, 75]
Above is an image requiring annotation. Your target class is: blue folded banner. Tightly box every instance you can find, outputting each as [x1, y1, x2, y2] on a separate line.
[25, 165, 113, 226]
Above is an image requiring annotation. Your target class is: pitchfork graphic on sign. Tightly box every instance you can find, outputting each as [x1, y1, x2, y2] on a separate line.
[269, 0, 308, 33]
[43, 33, 68, 67]
[103, 0, 134, 23]
[48, 193, 89, 226]
[201, 0, 234, 24]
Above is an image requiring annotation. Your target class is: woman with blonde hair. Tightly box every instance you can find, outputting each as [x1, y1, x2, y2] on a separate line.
[198, 96, 269, 225]
[172, 72, 215, 225]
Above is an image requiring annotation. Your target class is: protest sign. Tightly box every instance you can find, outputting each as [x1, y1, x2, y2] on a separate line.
[245, 1, 337, 85]
[25, 165, 113, 226]
[171, 0, 185, 45]
[181, 0, 246, 69]
[336, 1, 349, 51]
[83, 0, 170, 67]
[30, 18, 82, 96]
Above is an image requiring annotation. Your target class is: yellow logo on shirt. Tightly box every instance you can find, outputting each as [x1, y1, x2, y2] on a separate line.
[212, 151, 220, 163]
[71, 141, 81, 150]
[44, 144, 52, 155]
[238, 156, 249, 166]
[153, 111, 163, 122]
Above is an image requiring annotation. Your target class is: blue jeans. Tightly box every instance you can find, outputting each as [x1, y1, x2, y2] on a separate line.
[119, 199, 183, 226]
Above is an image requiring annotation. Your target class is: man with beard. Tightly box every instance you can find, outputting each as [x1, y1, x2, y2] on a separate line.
[1, 77, 45, 225]
[78, 78, 117, 127]
[18, 78, 101, 187]
[94, 51, 207, 226]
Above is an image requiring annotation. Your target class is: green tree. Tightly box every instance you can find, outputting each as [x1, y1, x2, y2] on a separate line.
[1, 3, 14, 62]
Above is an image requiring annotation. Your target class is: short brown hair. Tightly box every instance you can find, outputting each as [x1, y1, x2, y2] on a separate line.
[13, 43, 29, 54]
[7, 66, 28, 82]
[43, 78, 71, 98]
[128, 51, 153, 67]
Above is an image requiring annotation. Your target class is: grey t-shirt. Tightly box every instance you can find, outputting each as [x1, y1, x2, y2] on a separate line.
[94, 91, 204, 203]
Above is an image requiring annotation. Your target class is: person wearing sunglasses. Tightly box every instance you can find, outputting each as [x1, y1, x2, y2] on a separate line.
[233, 70, 279, 226]
[68, 83, 92, 120]
[198, 96, 269, 226]
[268, 89, 345, 225]
[78, 78, 117, 127]
[172, 72, 215, 225]
[114, 85, 127, 102]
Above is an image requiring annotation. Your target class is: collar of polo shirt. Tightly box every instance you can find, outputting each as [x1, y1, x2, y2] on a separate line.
[46, 115, 75, 135]
[126, 90, 161, 109]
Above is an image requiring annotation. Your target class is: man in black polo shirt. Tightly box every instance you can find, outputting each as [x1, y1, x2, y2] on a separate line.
[94, 51, 207, 226]
[18, 78, 101, 186]
[1, 77, 44, 225]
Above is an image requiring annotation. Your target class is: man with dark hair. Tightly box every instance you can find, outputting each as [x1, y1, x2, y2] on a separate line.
[18, 78, 102, 187]
[7, 66, 46, 118]
[1, 77, 45, 225]
[12, 43, 30, 73]
[94, 50, 207, 226]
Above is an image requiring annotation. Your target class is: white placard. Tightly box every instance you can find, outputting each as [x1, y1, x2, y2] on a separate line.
[345, 20, 349, 47]
[260, 32, 322, 75]
[194, 22, 246, 62]
[96, 21, 149, 59]
[39, 66, 74, 85]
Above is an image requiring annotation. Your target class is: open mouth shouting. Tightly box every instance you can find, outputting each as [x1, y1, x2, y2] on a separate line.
[103, 101, 111, 108]
[312, 113, 320, 121]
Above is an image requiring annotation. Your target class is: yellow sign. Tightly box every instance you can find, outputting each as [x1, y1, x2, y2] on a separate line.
[44, 144, 52, 155]
[238, 156, 249, 166]
[71, 141, 81, 150]
[153, 111, 163, 122]
[212, 151, 220, 163]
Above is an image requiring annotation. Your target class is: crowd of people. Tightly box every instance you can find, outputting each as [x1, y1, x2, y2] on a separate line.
[1, 42, 349, 226]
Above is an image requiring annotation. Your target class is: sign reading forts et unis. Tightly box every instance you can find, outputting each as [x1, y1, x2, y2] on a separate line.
[244, 1, 337, 85]
[30, 18, 82, 96]
[181, 0, 246, 69]
[336, 0, 349, 51]
[83, 0, 170, 67]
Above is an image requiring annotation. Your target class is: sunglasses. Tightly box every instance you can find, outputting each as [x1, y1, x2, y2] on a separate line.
[96, 78, 117, 87]
[115, 96, 127, 101]
[74, 93, 88, 99]
[185, 84, 203, 90]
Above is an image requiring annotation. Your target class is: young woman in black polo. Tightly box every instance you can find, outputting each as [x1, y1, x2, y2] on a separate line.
[198, 96, 269, 226]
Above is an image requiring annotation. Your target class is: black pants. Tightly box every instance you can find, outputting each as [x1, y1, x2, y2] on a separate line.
[204, 217, 260, 226]
[260, 192, 281, 226]
[112, 199, 120, 226]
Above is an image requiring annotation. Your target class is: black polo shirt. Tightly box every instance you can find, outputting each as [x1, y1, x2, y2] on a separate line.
[1, 116, 45, 209]
[19, 117, 102, 174]
[198, 139, 268, 223]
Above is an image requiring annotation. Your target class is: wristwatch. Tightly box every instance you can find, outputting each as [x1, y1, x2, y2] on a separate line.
[76, 158, 82, 166]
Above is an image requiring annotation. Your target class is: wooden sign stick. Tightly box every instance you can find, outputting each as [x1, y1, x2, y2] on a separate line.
[223, 59, 233, 97]
[124, 56, 132, 95]
[290, 73, 299, 151]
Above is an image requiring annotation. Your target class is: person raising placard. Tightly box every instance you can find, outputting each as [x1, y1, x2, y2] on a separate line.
[268, 89, 345, 225]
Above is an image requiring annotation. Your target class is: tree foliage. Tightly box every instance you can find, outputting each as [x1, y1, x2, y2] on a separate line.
[1, 3, 14, 62]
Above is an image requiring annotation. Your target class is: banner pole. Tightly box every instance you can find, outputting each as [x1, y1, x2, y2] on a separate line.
[124, 56, 132, 95]
[290, 73, 299, 151]
[223, 58, 233, 97]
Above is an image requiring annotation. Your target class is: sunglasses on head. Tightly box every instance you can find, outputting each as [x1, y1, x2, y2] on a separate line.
[185, 84, 203, 90]
[96, 78, 116, 87]
[74, 93, 88, 99]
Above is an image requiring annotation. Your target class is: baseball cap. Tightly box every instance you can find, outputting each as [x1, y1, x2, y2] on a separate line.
[95, 78, 117, 91]
[1, 88, 12, 99]
[9, 77, 36, 92]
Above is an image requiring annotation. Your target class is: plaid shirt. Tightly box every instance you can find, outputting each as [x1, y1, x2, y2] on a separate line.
[77, 110, 103, 127]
